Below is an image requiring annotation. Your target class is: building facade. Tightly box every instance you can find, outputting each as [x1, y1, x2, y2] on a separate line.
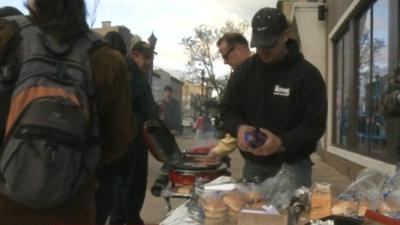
[153, 68, 184, 104]
[181, 82, 203, 119]
[278, 0, 399, 178]
[93, 21, 141, 50]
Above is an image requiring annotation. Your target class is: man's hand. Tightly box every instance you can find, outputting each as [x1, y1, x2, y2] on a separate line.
[237, 124, 255, 151]
[251, 128, 282, 156]
[204, 149, 220, 163]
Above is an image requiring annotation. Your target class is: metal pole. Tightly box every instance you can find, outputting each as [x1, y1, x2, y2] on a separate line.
[201, 69, 205, 97]
[148, 32, 157, 86]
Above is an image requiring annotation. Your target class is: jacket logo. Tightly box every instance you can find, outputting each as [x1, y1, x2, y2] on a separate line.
[257, 26, 269, 31]
[273, 85, 291, 97]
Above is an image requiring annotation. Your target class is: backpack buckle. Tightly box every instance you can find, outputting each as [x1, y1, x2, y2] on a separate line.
[0, 66, 13, 83]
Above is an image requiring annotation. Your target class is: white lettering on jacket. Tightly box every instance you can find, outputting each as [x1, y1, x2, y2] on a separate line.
[273, 85, 291, 97]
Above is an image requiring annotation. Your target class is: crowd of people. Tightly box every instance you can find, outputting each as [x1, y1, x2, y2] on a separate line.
[0, 1, 326, 224]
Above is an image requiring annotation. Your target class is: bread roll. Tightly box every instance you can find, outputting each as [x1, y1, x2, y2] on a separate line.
[243, 191, 264, 204]
[201, 197, 227, 213]
[358, 200, 371, 217]
[249, 200, 267, 210]
[331, 200, 357, 216]
[223, 191, 246, 212]
[203, 209, 226, 219]
[227, 209, 239, 218]
[203, 216, 226, 225]
[378, 199, 400, 215]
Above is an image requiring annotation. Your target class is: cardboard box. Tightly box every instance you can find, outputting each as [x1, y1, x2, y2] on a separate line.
[238, 209, 287, 225]
[238, 208, 309, 225]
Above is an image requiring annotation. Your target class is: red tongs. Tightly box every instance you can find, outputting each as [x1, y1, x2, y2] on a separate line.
[365, 209, 400, 225]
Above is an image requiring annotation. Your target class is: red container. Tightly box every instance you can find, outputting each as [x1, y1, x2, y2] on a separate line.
[189, 145, 215, 155]
[143, 121, 228, 186]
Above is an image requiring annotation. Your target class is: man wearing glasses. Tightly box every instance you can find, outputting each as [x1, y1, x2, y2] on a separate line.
[220, 7, 327, 188]
[206, 33, 251, 161]
[217, 33, 252, 70]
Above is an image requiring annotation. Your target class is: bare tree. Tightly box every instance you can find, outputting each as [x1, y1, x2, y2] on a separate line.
[88, 0, 101, 28]
[359, 30, 385, 73]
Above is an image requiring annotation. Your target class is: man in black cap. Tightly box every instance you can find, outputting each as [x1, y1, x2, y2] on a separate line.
[221, 7, 327, 188]
[0, 6, 23, 17]
[110, 40, 159, 225]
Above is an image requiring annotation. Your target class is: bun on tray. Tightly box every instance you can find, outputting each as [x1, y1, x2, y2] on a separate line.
[223, 191, 246, 212]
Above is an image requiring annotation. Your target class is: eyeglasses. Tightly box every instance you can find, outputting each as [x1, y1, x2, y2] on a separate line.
[222, 45, 235, 60]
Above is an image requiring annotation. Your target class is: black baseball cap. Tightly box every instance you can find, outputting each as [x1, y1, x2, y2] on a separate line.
[131, 41, 157, 58]
[250, 7, 289, 48]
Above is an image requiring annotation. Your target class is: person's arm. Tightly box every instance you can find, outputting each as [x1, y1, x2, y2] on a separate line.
[220, 68, 247, 137]
[90, 47, 136, 166]
[279, 67, 327, 154]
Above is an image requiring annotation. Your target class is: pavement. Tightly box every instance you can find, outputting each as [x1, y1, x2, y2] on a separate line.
[140, 130, 353, 224]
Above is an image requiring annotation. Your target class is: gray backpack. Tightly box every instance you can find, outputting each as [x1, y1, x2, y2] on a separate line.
[0, 16, 102, 209]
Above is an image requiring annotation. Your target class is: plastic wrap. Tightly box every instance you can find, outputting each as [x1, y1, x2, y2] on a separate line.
[236, 182, 265, 206]
[332, 168, 388, 217]
[160, 200, 201, 225]
[261, 164, 296, 210]
[379, 168, 400, 220]
[310, 182, 332, 220]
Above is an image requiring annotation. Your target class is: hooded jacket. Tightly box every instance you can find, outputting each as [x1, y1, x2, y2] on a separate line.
[126, 58, 159, 125]
[221, 39, 327, 165]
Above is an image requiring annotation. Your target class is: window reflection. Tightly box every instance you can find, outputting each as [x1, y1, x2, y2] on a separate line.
[334, 0, 390, 161]
[342, 31, 352, 146]
[371, 0, 389, 151]
[357, 7, 371, 149]
[356, 0, 389, 153]
[335, 38, 343, 145]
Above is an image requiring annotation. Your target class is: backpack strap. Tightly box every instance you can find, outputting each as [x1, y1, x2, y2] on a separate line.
[0, 18, 24, 145]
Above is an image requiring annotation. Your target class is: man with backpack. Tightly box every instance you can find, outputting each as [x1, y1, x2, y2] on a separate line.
[0, 0, 135, 224]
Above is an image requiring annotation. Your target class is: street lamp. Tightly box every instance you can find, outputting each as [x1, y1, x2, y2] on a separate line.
[148, 32, 157, 85]
[148, 32, 157, 49]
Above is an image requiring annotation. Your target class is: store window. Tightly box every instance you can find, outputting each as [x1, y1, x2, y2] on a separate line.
[334, 29, 353, 147]
[333, 0, 393, 162]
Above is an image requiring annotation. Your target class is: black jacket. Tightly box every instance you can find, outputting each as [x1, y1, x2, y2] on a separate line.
[221, 39, 327, 165]
[161, 98, 182, 132]
[126, 58, 159, 125]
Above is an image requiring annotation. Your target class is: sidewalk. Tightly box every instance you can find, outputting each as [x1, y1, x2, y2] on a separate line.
[141, 134, 352, 224]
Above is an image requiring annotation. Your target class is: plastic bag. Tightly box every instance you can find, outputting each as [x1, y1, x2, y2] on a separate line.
[310, 182, 332, 220]
[262, 164, 296, 210]
[332, 168, 388, 217]
[236, 181, 265, 206]
[378, 168, 400, 220]
[160, 200, 202, 225]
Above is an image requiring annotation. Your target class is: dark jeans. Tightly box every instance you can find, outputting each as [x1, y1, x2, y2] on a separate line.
[243, 157, 313, 188]
[109, 141, 148, 225]
[95, 163, 122, 224]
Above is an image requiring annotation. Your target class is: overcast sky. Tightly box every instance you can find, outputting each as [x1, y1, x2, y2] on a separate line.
[2, 0, 277, 75]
